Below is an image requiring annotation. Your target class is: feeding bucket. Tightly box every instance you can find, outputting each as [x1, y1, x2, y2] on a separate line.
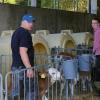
[78, 54, 91, 71]
[62, 59, 77, 79]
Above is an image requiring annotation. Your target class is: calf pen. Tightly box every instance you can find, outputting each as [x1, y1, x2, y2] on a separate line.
[0, 48, 99, 100]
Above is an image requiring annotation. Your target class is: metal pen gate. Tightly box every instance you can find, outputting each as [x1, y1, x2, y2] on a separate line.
[4, 65, 65, 100]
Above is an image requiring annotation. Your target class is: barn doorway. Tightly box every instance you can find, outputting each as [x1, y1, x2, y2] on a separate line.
[34, 43, 48, 65]
[64, 40, 76, 56]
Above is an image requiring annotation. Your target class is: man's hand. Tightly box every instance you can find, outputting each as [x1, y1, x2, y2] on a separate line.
[26, 69, 35, 78]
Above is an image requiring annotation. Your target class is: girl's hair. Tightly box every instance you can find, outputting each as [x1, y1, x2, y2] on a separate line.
[92, 17, 100, 23]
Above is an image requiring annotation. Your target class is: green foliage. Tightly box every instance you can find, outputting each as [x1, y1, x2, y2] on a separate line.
[0, 0, 88, 12]
[41, 0, 88, 12]
[59, 0, 87, 12]
[41, 0, 52, 8]
[77, 0, 87, 12]
[59, 0, 75, 11]
[0, 0, 28, 5]
[16, 0, 28, 6]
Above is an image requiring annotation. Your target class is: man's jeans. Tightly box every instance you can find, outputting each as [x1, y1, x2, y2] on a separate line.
[11, 66, 37, 100]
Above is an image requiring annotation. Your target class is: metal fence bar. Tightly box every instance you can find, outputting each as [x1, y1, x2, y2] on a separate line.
[0, 73, 3, 100]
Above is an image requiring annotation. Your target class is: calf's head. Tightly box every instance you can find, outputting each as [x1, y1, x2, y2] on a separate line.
[48, 68, 61, 84]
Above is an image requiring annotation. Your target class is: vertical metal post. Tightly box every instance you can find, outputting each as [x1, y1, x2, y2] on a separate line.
[66, 80, 69, 100]
[28, 0, 30, 6]
[70, 80, 74, 100]
[0, 74, 3, 100]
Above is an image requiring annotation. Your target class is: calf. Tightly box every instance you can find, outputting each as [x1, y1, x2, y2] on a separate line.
[38, 67, 63, 100]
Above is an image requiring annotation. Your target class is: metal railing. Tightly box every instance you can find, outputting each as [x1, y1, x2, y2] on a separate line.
[0, 73, 3, 100]
[0, 48, 96, 100]
[5, 67, 37, 100]
[4, 64, 65, 100]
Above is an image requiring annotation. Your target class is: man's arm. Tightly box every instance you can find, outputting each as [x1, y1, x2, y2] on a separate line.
[20, 47, 34, 78]
[20, 47, 31, 68]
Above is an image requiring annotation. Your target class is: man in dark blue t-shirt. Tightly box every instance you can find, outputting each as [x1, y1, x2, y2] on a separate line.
[11, 14, 36, 100]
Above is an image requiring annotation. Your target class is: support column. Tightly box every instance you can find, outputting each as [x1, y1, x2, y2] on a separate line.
[31, 0, 37, 7]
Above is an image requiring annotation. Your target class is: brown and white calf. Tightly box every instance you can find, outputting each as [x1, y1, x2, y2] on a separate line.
[37, 67, 63, 100]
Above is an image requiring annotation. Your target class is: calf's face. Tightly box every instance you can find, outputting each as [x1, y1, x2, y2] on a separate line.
[48, 68, 61, 82]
